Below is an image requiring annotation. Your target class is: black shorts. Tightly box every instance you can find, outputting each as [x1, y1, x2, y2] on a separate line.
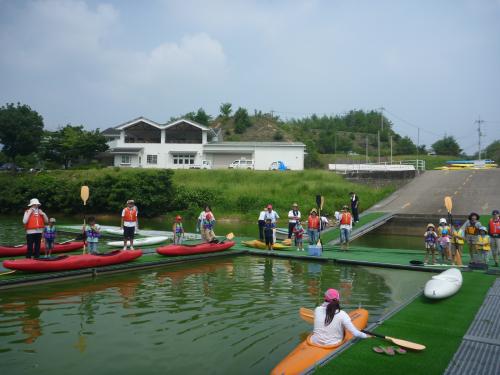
[123, 226, 135, 240]
[265, 234, 273, 246]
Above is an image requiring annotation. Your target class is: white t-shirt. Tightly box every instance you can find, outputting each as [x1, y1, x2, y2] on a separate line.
[263, 210, 279, 224]
[311, 304, 368, 346]
[121, 207, 138, 227]
[288, 209, 301, 223]
[258, 211, 266, 221]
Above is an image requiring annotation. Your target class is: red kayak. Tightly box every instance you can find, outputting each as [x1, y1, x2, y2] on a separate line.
[2, 250, 142, 272]
[156, 241, 235, 256]
[0, 241, 84, 257]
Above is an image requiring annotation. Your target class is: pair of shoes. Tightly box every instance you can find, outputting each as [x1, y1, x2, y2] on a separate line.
[372, 346, 406, 355]
[130, 247, 135, 250]
[123, 246, 127, 250]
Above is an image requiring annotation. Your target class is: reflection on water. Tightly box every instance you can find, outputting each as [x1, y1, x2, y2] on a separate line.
[352, 232, 423, 250]
[0, 256, 430, 374]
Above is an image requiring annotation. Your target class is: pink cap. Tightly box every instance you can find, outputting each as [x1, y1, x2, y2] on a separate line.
[324, 288, 340, 302]
[267, 204, 273, 209]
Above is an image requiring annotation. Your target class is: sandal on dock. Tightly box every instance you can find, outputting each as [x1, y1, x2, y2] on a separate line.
[392, 346, 407, 354]
[372, 346, 395, 356]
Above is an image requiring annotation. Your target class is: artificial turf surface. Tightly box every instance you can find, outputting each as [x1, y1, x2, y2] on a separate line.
[314, 272, 497, 375]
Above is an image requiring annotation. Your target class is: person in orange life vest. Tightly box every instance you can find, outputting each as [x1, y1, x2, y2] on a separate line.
[121, 200, 138, 250]
[307, 209, 320, 245]
[462, 212, 482, 262]
[22, 198, 49, 259]
[489, 209, 500, 267]
[339, 206, 353, 251]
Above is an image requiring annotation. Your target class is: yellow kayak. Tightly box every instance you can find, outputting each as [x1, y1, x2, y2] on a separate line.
[242, 240, 292, 250]
[271, 308, 369, 375]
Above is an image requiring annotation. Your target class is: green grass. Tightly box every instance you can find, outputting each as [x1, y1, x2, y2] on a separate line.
[171, 169, 395, 218]
[315, 272, 496, 375]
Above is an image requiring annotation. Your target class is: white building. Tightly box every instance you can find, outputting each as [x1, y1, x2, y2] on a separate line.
[102, 117, 305, 170]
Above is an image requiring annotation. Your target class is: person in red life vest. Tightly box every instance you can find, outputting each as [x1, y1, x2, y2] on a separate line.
[339, 206, 353, 251]
[489, 209, 500, 267]
[121, 199, 138, 250]
[307, 208, 320, 245]
[22, 198, 49, 259]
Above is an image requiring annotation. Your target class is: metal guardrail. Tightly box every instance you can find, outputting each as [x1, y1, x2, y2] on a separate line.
[329, 159, 426, 173]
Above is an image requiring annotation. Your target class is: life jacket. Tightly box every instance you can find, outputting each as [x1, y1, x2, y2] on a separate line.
[438, 225, 450, 237]
[25, 210, 45, 230]
[477, 235, 491, 251]
[465, 222, 478, 236]
[202, 212, 214, 229]
[294, 226, 304, 238]
[43, 226, 56, 240]
[340, 212, 352, 225]
[174, 222, 183, 234]
[452, 229, 464, 245]
[123, 207, 137, 222]
[308, 216, 320, 229]
[86, 226, 101, 239]
[425, 231, 437, 244]
[489, 219, 500, 236]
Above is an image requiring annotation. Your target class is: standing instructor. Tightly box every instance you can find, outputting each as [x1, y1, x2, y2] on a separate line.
[23, 198, 48, 259]
[121, 199, 138, 250]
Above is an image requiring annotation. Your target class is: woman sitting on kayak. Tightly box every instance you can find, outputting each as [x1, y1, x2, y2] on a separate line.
[311, 288, 370, 346]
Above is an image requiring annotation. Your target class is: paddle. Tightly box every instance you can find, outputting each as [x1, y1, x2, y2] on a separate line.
[316, 195, 324, 246]
[299, 307, 426, 351]
[81, 186, 89, 254]
[181, 233, 234, 247]
[445, 196, 462, 266]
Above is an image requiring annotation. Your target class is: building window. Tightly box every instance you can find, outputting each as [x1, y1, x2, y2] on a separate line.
[121, 155, 131, 165]
[172, 153, 195, 165]
[147, 155, 158, 164]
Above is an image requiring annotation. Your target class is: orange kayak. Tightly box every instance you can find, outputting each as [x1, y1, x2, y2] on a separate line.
[271, 308, 369, 375]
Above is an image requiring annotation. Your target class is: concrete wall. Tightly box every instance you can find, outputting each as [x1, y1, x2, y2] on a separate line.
[254, 147, 304, 170]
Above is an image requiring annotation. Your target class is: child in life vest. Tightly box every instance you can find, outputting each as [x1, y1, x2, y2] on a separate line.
[293, 220, 305, 251]
[437, 218, 451, 263]
[451, 221, 464, 266]
[476, 226, 491, 264]
[83, 216, 101, 255]
[43, 218, 57, 258]
[489, 209, 500, 267]
[173, 215, 185, 245]
[424, 223, 438, 265]
[463, 212, 482, 262]
[264, 218, 274, 250]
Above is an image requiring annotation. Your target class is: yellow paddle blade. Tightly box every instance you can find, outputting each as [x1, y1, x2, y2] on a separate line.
[387, 336, 426, 351]
[299, 307, 314, 324]
[0, 270, 16, 276]
[444, 196, 452, 213]
[81, 186, 90, 205]
[226, 232, 234, 240]
[320, 196, 325, 210]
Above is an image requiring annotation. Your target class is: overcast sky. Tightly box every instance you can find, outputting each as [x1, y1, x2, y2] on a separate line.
[1, 0, 499, 154]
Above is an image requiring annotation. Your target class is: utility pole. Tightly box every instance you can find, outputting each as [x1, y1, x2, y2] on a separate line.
[334, 132, 337, 155]
[365, 136, 368, 163]
[377, 131, 381, 164]
[390, 135, 393, 164]
[379, 107, 385, 132]
[475, 116, 485, 160]
[416, 128, 420, 173]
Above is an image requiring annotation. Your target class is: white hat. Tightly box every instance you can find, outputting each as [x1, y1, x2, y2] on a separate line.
[49, 218, 56, 223]
[439, 218, 447, 224]
[27, 198, 41, 207]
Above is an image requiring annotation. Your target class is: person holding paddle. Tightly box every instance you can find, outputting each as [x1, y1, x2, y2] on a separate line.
[310, 288, 370, 347]
[121, 199, 138, 250]
[23, 198, 49, 259]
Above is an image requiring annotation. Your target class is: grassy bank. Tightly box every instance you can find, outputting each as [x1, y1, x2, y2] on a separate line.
[0, 169, 396, 219]
[315, 272, 496, 375]
[171, 169, 395, 219]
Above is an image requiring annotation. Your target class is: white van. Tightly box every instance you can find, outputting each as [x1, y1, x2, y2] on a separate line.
[228, 159, 255, 169]
[189, 160, 212, 169]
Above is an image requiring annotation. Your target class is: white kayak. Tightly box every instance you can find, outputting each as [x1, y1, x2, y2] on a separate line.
[106, 236, 169, 247]
[424, 268, 463, 299]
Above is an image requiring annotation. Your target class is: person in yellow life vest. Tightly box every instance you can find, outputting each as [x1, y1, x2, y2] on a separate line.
[462, 212, 482, 262]
[476, 226, 491, 264]
[22, 198, 49, 259]
[339, 206, 353, 251]
[121, 199, 138, 250]
[451, 221, 464, 266]
[488, 209, 500, 267]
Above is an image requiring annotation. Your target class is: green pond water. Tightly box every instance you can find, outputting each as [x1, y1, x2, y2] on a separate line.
[352, 233, 422, 250]
[0, 256, 431, 375]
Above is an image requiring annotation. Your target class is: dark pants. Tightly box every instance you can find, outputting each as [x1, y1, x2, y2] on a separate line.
[258, 220, 265, 240]
[26, 233, 42, 259]
[123, 226, 135, 240]
[288, 222, 297, 239]
[352, 206, 359, 222]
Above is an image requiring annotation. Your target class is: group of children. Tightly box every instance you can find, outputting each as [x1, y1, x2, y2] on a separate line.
[424, 210, 500, 266]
